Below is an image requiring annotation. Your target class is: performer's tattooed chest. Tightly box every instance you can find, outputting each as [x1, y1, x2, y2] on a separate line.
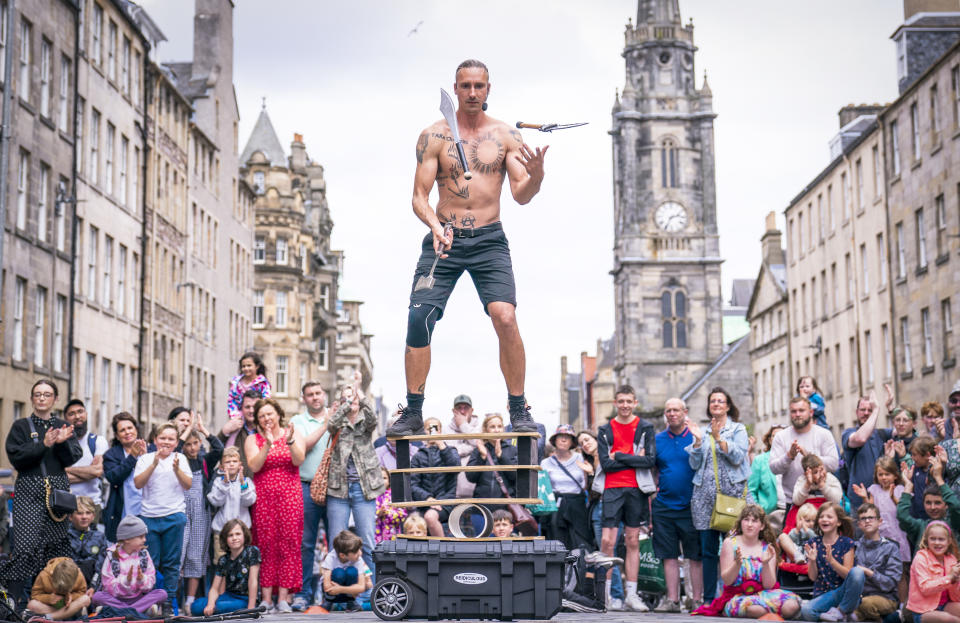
[468, 132, 506, 177]
[436, 143, 470, 199]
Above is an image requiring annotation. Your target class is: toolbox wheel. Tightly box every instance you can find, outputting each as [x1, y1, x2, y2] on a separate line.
[372, 577, 413, 620]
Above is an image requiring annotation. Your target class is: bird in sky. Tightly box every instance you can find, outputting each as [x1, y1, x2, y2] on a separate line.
[408, 20, 423, 37]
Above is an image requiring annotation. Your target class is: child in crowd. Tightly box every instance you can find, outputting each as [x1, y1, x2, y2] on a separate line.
[25, 558, 91, 621]
[793, 455, 843, 505]
[133, 422, 192, 614]
[227, 352, 271, 420]
[320, 530, 372, 613]
[797, 376, 827, 429]
[376, 467, 407, 543]
[778, 503, 818, 563]
[800, 502, 863, 622]
[67, 496, 108, 588]
[898, 455, 960, 549]
[905, 521, 960, 623]
[180, 425, 224, 614]
[402, 513, 427, 537]
[92, 516, 168, 615]
[491, 510, 515, 538]
[909, 436, 937, 519]
[192, 519, 260, 615]
[207, 447, 257, 562]
[851, 502, 902, 622]
[854, 457, 911, 601]
[702, 505, 800, 619]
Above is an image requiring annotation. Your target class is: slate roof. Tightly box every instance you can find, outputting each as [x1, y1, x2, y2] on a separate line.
[240, 108, 287, 168]
[729, 279, 755, 308]
[163, 62, 209, 100]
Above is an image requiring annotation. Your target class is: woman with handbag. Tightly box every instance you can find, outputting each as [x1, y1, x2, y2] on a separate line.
[325, 372, 384, 580]
[686, 386, 753, 604]
[541, 424, 592, 550]
[0, 379, 82, 608]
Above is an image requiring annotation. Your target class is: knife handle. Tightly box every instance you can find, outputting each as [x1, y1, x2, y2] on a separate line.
[516, 122, 542, 129]
[456, 142, 473, 180]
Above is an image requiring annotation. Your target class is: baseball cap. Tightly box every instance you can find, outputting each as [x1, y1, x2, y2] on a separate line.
[453, 394, 472, 408]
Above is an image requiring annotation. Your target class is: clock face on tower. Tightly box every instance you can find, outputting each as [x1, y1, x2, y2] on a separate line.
[654, 201, 688, 233]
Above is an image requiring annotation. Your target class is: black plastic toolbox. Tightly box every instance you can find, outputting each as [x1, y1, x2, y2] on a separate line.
[372, 538, 565, 620]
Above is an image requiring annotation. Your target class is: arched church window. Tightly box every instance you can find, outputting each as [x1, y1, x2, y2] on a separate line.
[661, 139, 678, 188]
[661, 288, 688, 348]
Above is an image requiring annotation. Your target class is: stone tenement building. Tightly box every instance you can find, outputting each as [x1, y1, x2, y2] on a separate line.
[608, 0, 752, 420]
[747, 0, 960, 437]
[162, 0, 255, 424]
[746, 212, 791, 427]
[0, 0, 78, 434]
[72, 0, 155, 435]
[241, 109, 344, 415]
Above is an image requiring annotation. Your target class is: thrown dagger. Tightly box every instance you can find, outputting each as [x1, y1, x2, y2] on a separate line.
[439, 89, 472, 180]
[516, 121, 589, 132]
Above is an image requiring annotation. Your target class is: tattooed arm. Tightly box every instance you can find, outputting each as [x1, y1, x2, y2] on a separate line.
[504, 126, 548, 205]
[412, 127, 453, 256]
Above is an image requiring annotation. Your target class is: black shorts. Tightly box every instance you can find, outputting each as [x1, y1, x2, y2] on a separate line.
[650, 498, 701, 561]
[601, 487, 648, 528]
[408, 222, 516, 317]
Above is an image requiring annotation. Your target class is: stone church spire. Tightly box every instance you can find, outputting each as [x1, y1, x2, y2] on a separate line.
[637, 0, 681, 25]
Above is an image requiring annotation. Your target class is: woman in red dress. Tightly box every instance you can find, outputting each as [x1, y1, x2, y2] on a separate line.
[245, 398, 305, 613]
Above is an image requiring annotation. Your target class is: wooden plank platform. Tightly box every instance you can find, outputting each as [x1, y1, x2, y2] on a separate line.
[391, 535, 545, 541]
[390, 465, 541, 474]
[387, 432, 541, 441]
[389, 497, 541, 508]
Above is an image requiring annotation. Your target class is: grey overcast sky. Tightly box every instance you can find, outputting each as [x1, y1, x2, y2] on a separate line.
[139, 0, 902, 428]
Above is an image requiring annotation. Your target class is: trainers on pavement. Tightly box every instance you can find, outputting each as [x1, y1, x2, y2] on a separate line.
[606, 597, 623, 611]
[509, 404, 538, 433]
[290, 596, 309, 612]
[820, 607, 845, 622]
[257, 600, 275, 614]
[386, 405, 424, 436]
[654, 599, 682, 613]
[275, 600, 292, 614]
[624, 593, 649, 612]
[583, 552, 624, 566]
[344, 601, 362, 613]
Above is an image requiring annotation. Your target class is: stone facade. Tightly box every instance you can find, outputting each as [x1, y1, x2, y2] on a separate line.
[0, 0, 78, 461]
[746, 212, 792, 429]
[158, 0, 254, 427]
[784, 109, 892, 439]
[334, 300, 373, 396]
[241, 114, 341, 416]
[681, 335, 753, 428]
[611, 1, 724, 413]
[72, 0, 150, 435]
[140, 59, 191, 426]
[881, 40, 960, 411]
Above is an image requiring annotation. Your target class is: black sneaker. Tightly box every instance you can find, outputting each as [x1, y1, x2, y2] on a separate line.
[386, 404, 424, 436]
[509, 404, 538, 432]
[344, 600, 362, 613]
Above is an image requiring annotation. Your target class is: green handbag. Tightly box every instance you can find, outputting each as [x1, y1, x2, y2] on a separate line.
[528, 468, 559, 515]
[708, 435, 748, 533]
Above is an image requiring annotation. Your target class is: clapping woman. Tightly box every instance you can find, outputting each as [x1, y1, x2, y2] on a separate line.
[0, 380, 82, 607]
[245, 398, 305, 613]
[103, 413, 150, 542]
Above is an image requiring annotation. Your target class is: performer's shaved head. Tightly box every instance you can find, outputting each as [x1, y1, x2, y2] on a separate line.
[456, 59, 489, 80]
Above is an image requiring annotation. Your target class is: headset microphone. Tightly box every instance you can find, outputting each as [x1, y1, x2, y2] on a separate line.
[481, 102, 488, 111]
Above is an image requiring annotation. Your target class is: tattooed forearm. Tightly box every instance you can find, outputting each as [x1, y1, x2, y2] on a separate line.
[468, 133, 505, 176]
[416, 132, 428, 164]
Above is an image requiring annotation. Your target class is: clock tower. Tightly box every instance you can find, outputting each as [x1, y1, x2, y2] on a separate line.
[611, 0, 723, 412]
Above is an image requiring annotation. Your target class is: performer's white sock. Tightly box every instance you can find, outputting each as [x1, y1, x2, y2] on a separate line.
[625, 581, 637, 595]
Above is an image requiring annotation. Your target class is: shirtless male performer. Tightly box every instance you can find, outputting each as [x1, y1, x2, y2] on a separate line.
[387, 59, 547, 437]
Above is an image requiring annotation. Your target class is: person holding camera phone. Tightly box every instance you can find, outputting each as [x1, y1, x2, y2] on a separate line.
[410, 418, 460, 536]
[0, 379, 83, 609]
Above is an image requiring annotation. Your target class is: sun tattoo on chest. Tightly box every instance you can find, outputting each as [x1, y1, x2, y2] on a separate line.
[468, 132, 505, 176]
